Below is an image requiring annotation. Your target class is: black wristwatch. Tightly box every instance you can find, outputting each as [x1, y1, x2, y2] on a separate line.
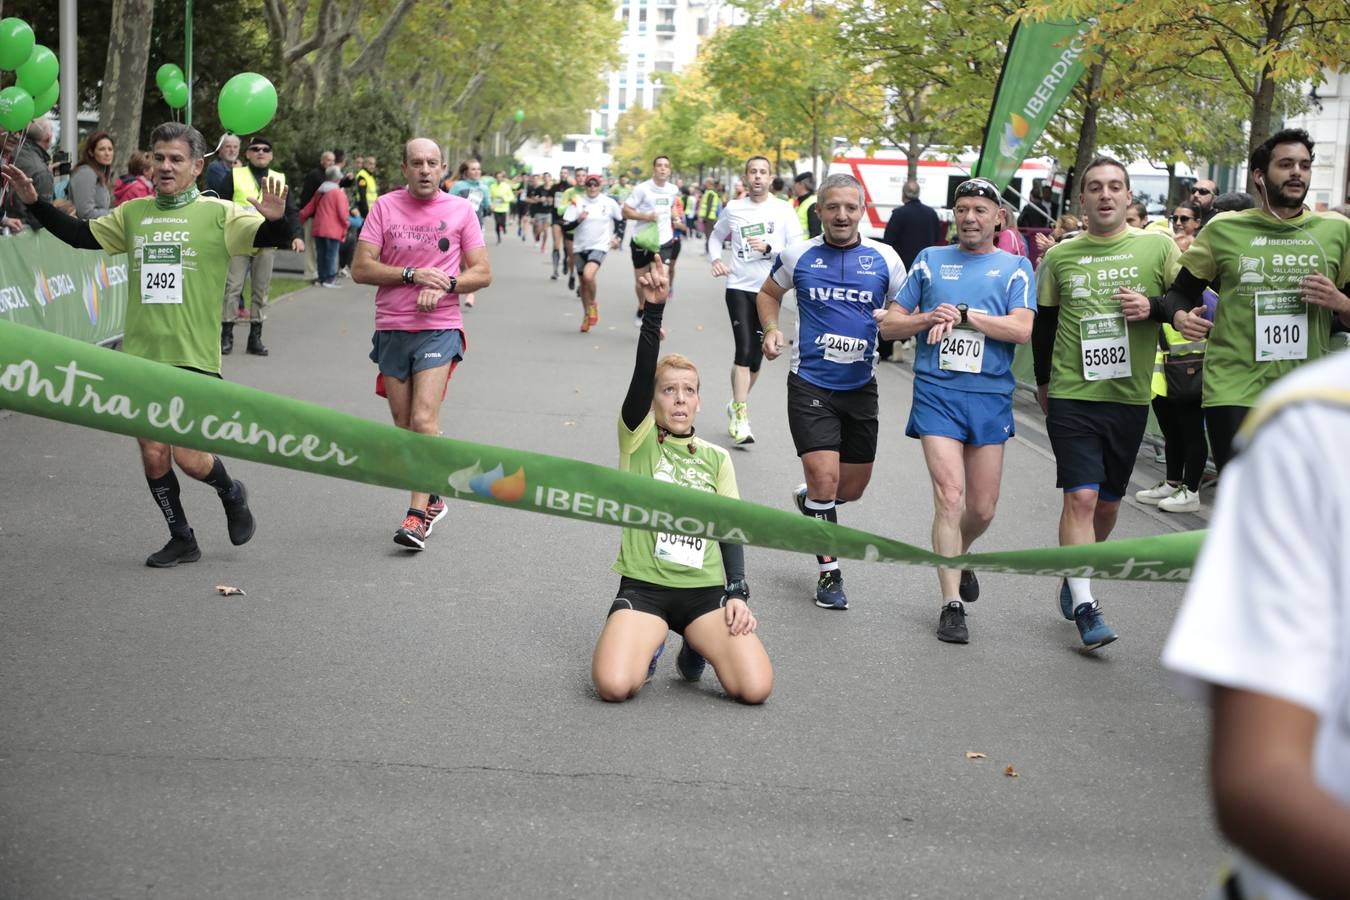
[448, 275, 459, 294]
[724, 579, 749, 601]
[956, 303, 969, 325]
[401, 266, 416, 284]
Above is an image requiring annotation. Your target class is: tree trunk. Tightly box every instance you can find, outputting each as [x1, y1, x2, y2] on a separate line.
[1244, 2, 1289, 192]
[99, 0, 154, 174]
[1065, 61, 1104, 215]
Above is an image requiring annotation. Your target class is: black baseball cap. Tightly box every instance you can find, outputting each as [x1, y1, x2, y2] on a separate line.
[248, 136, 273, 151]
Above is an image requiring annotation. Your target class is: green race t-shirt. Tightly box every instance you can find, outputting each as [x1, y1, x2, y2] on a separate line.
[1038, 228, 1181, 404]
[90, 196, 263, 373]
[613, 412, 738, 588]
[1178, 208, 1350, 408]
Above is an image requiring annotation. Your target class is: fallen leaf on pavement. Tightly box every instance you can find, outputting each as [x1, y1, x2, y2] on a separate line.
[215, 585, 245, 597]
[1004, 765, 1019, 778]
[965, 752, 987, 759]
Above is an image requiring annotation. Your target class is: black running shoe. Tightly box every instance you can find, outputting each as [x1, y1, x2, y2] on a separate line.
[959, 569, 979, 603]
[146, 531, 201, 568]
[814, 569, 848, 609]
[394, 513, 429, 550]
[567, 272, 576, 290]
[222, 480, 256, 546]
[676, 639, 707, 681]
[937, 601, 969, 644]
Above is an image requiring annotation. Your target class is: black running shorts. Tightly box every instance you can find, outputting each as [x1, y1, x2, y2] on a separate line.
[608, 576, 726, 635]
[1045, 397, 1149, 501]
[786, 372, 879, 463]
[630, 238, 681, 269]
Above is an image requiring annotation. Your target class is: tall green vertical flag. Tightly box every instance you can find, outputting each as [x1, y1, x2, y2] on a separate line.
[974, 18, 1092, 192]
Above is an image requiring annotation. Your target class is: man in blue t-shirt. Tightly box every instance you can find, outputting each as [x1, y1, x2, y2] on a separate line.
[876, 177, 1036, 643]
[757, 173, 905, 611]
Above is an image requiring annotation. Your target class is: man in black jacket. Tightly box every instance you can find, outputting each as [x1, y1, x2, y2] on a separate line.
[879, 180, 939, 360]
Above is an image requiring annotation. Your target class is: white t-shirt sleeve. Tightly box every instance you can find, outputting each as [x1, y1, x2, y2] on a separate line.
[1161, 403, 1337, 715]
[707, 209, 731, 257]
[624, 184, 645, 213]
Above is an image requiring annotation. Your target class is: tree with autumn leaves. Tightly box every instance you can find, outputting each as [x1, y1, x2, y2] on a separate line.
[614, 0, 1347, 196]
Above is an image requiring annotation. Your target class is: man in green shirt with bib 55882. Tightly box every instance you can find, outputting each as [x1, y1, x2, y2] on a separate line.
[1033, 156, 1181, 651]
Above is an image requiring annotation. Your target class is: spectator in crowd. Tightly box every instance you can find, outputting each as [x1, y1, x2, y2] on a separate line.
[68, 131, 116, 220]
[1016, 183, 1055, 228]
[113, 151, 155, 206]
[1033, 213, 1082, 255]
[995, 200, 1028, 256]
[299, 149, 336, 280]
[299, 165, 350, 288]
[13, 116, 55, 230]
[880, 179, 940, 361]
[1189, 177, 1218, 223]
[1211, 191, 1257, 214]
[204, 133, 239, 197]
[1170, 201, 1202, 252]
[1124, 202, 1150, 229]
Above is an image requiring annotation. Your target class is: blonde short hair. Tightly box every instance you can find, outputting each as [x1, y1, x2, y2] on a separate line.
[655, 353, 700, 391]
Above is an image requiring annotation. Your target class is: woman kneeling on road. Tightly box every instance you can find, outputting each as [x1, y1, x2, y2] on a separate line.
[591, 257, 773, 704]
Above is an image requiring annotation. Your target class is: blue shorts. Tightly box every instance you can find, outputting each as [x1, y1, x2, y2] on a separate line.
[369, 329, 464, 381]
[905, 378, 1014, 446]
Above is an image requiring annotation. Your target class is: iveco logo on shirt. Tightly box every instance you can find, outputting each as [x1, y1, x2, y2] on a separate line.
[810, 258, 828, 269]
[808, 287, 874, 303]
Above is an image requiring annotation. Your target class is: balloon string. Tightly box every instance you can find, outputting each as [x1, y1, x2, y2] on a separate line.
[0, 130, 29, 213]
[204, 131, 228, 160]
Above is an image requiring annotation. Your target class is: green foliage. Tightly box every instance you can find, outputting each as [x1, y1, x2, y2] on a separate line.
[265, 85, 411, 187]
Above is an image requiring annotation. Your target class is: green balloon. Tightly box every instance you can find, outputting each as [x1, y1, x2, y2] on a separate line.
[0, 17, 35, 70]
[16, 44, 57, 96]
[0, 85, 34, 133]
[514, 109, 525, 122]
[155, 63, 185, 92]
[163, 79, 189, 110]
[594, 128, 605, 136]
[217, 72, 277, 135]
[31, 79, 58, 117]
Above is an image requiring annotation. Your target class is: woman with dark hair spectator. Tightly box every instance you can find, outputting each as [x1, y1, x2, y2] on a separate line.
[1169, 201, 1201, 252]
[69, 131, 115, 219]
[113, 151, 155, 206]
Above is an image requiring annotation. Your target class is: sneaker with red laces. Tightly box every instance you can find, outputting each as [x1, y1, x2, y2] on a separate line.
[424, 496, 447, 535]
[393, 511, 429, 550]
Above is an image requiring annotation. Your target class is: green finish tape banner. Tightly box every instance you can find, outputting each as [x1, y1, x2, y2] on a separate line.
[0, 230, 128, 345]
[0, 322, 1202, 582]
[974, 18, 1092, 193]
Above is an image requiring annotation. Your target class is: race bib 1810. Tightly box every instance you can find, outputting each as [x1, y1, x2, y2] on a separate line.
[1254, 290, 1308, 361]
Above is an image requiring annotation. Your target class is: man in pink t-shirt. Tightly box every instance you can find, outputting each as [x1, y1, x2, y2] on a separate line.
[353, 138, 492, 551]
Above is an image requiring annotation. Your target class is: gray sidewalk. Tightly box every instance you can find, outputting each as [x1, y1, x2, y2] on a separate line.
[0, 232, 1223, 899]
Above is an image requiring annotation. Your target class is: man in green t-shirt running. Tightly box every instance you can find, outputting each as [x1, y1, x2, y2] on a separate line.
[1164, 128, 1350, 471]
[4, 122, 295, 568]
[1032, 156, 1181, 650]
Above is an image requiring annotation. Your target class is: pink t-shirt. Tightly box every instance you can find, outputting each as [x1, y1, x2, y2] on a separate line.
[358, 188, 485, 331]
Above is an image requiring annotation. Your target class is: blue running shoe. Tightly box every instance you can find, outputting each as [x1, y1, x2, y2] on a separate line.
[815, 570, 848, 610]
[1073, 602, 1118, 650]
[792, 483, 808, 516]
[676, 639, 706, 681]
[1058, 579, 1075, 620]
[645, 642, 665, 683]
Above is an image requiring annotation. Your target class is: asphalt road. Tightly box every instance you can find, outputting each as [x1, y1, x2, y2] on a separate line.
[1, 228, 1224, 899]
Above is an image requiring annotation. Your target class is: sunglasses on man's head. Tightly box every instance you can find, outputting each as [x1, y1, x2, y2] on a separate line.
[1190, 187, 1213, 196]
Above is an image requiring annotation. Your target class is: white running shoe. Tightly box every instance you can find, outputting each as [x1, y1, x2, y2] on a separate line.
[726, 400, 739, 439]
[1158, 486, 1200, 513]
[1134, 481, 1177, 505]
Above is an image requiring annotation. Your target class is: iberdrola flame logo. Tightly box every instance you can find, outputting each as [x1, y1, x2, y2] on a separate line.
[999, 112, 1030, 157]
[447, 460, 526, 502]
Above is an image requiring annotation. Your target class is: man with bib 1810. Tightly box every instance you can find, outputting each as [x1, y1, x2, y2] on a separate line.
[1163, 128, 1350, 473]
[1032, 156, 1181, 650]
[3, 122, 297, 567]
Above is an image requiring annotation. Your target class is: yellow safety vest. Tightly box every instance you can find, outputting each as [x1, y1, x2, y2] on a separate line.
[1151, 323, 1207, 398]
[356, 168, 379, 209]
[797, 193, 817, 234]
[232, 167, 284, 207]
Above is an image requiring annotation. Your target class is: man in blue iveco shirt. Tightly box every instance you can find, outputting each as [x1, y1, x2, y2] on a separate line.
[876, 177, 1036, 644]
[756, 172, 905, 611]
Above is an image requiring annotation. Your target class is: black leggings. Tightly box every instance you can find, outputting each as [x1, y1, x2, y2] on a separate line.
[1151, 395, 1208, 491]
[1204, 405, 1250, 474]
[725, 288, 763, 372]
[493, 211, 506, 237]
